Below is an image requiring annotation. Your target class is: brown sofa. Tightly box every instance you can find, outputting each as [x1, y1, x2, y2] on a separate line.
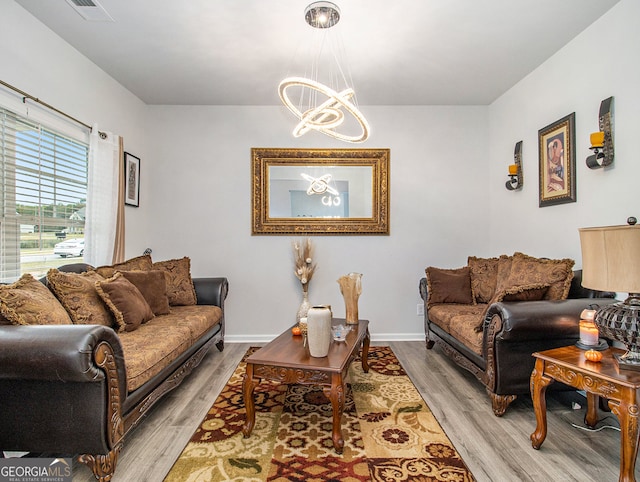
[0, 256, 228, 481]
[419, 253, 616, 416]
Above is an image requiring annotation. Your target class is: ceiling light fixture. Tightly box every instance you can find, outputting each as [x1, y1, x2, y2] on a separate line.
[279, 2, 370, 143]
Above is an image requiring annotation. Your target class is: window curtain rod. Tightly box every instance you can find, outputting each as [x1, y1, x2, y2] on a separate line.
[0, 79, 105, 137]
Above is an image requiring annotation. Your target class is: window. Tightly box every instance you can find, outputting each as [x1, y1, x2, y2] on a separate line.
[0, 107, 89, 282]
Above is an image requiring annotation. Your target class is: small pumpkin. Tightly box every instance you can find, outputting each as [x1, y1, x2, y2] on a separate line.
[585, 349, 603, 362]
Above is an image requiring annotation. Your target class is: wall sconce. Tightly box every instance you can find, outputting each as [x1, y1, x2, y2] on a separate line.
[586, 96, 614, 169]
[505, 140, 523, 190]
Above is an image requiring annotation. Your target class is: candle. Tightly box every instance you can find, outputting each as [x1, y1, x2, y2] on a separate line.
[508, 164, 518, 175]
[590, 131, 605, 148]
[579, 320, 599, 346]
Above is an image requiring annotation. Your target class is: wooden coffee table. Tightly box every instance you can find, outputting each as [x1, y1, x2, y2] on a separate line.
[530, 345, 640, 482]
[242, 318, 370, 453]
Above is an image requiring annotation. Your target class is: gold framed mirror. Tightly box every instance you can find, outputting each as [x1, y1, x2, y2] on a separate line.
[252, 148, 390, 235]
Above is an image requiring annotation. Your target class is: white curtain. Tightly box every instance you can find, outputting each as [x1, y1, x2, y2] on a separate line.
[85, 125, 121, 267]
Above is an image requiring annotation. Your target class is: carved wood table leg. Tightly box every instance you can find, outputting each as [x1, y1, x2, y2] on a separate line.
[242, 363, 258, 437]
[323, 373, 346, 454]
[585, 392, 599, 428]
[608, 396, 640, 482]
[361, 327, 370, 373]
[530, 358, 554, 449]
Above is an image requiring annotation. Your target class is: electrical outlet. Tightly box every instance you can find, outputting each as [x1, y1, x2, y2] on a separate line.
[417, 303, 424, 316]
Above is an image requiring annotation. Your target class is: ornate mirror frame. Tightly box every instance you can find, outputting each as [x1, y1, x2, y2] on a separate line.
[252, 148, 390, 235]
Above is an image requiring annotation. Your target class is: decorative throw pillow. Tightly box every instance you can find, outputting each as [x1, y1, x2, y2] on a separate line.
[507, 252, 574, 300]
[94, 254, 153, 279]
[0, 274, 72, 325]
[493, 255, 515, 298]
[152, 257, 197, 306]
[496, 283, 550, 302]
[47, 269, 114, 327]
[468, 256, 501, 304]
[120, 270, 171, 315]
[95, 273, 154, 332]
[425, 266, 473, 307]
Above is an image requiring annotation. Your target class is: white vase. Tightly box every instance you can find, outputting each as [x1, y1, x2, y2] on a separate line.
[307, 305, 332, 357]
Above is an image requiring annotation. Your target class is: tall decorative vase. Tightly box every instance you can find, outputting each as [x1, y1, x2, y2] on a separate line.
[296, 289, 311, 324]
[337, 272, 362, 325]
[307, 305, 332, 357]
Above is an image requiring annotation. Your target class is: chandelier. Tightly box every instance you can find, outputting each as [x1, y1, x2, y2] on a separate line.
[278, 2, 370, 143]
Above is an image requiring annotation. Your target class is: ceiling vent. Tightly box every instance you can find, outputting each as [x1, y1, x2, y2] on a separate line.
[65, 0, 114, 22]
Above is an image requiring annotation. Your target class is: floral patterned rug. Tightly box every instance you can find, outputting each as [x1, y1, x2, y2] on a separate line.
[164, 346, 474, 481]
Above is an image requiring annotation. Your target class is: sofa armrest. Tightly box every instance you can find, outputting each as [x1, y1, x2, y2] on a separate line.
[0, 324, 124, 384]
[0, 324, 127, 455]
[419, 277, 428, 303]
[194, 277, 229, 307]
[485, 298, 618, 342]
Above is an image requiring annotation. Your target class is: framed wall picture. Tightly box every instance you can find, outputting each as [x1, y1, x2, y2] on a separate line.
[124, 152, 140, 207]
[538, 113, 576, 207]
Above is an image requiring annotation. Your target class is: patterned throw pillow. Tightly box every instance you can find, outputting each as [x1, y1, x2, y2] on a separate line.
[497, 283, 550, 302]
[47, 269, 114, 327]
[0, 274, 72, 325]
[120, 270, 171, 315]
[95, 273, 155, 332]
[507, 252, 574, 300]
[152, 257, 197, 306]
[94, 254, 153, 279]
[425, 266, 473, 307]
[467, 256, 501, 304]
[493, 255, 515, 298]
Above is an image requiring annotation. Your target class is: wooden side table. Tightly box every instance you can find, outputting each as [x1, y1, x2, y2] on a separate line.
[530, 345, 640, 482]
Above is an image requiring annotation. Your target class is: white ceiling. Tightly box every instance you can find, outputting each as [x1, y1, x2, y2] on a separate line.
[15, 0, 619, 106]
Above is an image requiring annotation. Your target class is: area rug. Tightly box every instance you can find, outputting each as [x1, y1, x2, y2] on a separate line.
[164, 346, 474, 481]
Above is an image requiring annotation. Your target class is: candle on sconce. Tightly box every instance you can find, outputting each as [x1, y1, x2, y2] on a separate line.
[579, 307, 599, 347]
[590, 131, 605, 148]
[508, 164, 518, 175]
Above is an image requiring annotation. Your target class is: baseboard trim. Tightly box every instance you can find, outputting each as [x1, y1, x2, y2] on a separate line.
[225, 332, 425, 344]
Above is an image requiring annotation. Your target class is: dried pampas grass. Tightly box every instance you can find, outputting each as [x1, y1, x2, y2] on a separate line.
[292, 238, 316, 292]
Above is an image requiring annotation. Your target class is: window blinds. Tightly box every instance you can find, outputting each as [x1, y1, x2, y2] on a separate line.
[0, 107, 89, 281]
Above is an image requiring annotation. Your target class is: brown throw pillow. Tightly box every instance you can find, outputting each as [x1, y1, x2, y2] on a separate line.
[497, 283, 550, 302]
[0, 313, 10, 325]
[0, 274, 72, 325]
[468, 256, 501, 304]
[47, 269, 114, 327]
[425, 266, 473, 307]
[120, 270, 171, 315]
[94, 254, 153, 279]
[152, 257, 197, 306]
[508, 252, 574, 300]
[492, 255, 515, 297]
[95, 273, 155, 332]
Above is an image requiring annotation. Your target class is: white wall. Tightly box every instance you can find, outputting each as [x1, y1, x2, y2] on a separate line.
[144, 105, 489, 341]
[488, 0, 640, 265]
[1, 0, 150, 248]
[6, 0, 636, 341]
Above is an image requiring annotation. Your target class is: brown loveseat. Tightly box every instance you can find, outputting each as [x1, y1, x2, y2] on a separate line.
[419, 252, 615, 416]
[0, 255, 228, 481]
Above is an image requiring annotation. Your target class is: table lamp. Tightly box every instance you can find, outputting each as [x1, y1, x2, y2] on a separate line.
[579, 218, 640, 370]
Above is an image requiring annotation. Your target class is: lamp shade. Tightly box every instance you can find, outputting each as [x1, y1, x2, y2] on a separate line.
[579, 224, 640, 293]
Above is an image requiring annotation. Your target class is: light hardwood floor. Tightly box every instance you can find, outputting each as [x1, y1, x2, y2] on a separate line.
[71, 341, 637, 481]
